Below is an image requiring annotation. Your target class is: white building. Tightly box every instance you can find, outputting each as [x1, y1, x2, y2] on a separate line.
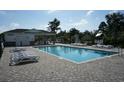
[3, 29, 55, 46]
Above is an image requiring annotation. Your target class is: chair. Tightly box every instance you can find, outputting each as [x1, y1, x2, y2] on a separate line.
[103, 45, 113, 49]
[9, 50, 39, 66]
[9, 48, 26, 53]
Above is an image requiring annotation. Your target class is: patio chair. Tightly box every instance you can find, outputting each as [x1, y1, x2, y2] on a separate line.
[9, 48, 26, 53]
[103, 45, 113, 49]
[92, 45, 97, 47]
[96, 44, 103, 48]
[9, 50, 39, 66]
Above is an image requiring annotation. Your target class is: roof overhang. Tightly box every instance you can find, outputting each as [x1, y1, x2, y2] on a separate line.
[96, 32, 102, 37]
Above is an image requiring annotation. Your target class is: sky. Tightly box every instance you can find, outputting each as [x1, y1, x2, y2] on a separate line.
[0, 10, 123, 33]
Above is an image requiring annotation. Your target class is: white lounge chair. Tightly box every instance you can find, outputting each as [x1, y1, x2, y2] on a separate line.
[92, 45, 96, 47]
[93, 44, 113, 49]
[9, 50, 39, 66]
[96, 44, 103, 48]
[72, 43, 87, 46]
[10, 48, 26, 53]
[103, 45, 113, 49]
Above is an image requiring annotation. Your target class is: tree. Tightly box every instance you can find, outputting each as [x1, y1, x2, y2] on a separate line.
[80, 30, 94, 45]
[69, 28, 79, 43]
[0, 33, 4, 58]
[56, 30, 69, 43]
[105, 12, 124, 46]
[98, 21, 107, 44]
[98, 21, 107, 31]
[48, 18, 61, 44]
[48, 18, 60, 33]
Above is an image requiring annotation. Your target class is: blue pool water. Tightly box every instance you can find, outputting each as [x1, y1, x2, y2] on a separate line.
[38, 46, 116, 63]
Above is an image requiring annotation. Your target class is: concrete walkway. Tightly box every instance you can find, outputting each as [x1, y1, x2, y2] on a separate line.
[0, 47, 124, 82]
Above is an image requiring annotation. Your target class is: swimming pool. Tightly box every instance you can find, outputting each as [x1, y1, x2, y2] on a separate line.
[38, 45, 116, 63]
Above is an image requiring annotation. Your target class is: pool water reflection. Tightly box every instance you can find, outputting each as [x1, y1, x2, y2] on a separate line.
[39, 46, 116, 63]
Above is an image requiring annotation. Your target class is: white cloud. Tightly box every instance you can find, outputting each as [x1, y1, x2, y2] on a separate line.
[95, 16, 99, 20]
[0, 26, 12, 33]
[0, 26, 6, 33]
[86, 10, 94, 16]
[0, 11, 7, 15]
[47, 10, 57, 14]
[10, 23, 20, 28]
[37, 24, 48, 30]
[0, 23, 20, 33]
[70, 19, 88, 29]
[71, 19, 88, 27]
[61, 18, 88, 31]
[109, 10, 119, 14]
[69, 19, 73, 22]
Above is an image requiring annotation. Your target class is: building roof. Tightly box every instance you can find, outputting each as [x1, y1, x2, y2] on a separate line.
[96, 32, 102, 37]
[3, 29, 55, 34]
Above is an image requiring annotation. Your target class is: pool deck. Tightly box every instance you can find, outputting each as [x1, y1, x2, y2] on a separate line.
[0, 45, 124, 82]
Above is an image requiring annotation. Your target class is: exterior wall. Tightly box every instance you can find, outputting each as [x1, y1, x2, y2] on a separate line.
[4, 30, 55, 46]
[4, 32, 35, 46]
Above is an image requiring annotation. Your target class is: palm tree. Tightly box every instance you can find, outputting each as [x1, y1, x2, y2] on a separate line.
[48, 18, 60, 44]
